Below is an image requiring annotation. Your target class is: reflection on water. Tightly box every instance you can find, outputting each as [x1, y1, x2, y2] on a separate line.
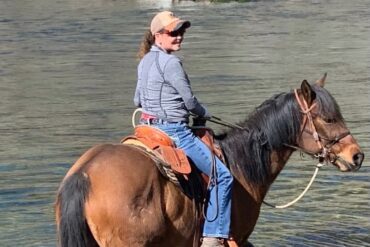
[0, 0, 369, 246]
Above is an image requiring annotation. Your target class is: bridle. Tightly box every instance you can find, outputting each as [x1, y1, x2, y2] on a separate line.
[285, 89, 351, 164]
[192, 88, 350, 165]
[185, 89, 352, 210]
[263, 89, 351, 209]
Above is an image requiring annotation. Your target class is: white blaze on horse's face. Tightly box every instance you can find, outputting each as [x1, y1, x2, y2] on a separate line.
[297, 75, 364, 172]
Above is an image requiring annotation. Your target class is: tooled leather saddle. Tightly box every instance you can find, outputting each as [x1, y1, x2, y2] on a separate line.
[121, 124, 225, 181]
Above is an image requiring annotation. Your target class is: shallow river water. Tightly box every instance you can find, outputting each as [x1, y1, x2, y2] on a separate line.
[0, 0, 369, 246]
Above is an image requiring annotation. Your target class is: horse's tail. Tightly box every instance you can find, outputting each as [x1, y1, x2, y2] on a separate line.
[55, 171, 98, 247]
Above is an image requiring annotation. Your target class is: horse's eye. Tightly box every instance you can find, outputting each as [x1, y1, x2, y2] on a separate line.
[324, 118, 336, 124]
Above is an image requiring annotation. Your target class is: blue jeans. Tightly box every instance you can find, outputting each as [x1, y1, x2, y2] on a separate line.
[154, 122, 233, 238]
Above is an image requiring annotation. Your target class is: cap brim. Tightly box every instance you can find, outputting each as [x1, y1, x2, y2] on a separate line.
[165, 20, 191, 32]
[174, 20, 191, 31]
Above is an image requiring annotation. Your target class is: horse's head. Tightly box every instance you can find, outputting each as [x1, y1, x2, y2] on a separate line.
[296, 74, 364, 171]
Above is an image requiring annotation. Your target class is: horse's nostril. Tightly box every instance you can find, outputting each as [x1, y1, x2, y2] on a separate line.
[353, 152, 364, 166]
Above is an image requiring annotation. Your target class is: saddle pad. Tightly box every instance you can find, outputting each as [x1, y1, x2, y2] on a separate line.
[122, 138, 191, 175]
[122, 138, 156, 155]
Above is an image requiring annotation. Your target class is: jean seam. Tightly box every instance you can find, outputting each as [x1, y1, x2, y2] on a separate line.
[216, 168, 232, 236]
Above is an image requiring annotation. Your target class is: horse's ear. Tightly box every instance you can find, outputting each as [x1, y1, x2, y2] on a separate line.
[315, 72, 327, 87]
[301, 80, 316, 106]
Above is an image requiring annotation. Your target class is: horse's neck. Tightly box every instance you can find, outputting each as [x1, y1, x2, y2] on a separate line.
[231, 148, 294, 203]
[229, 148, 294, 244]
[269, 149, 295, 184]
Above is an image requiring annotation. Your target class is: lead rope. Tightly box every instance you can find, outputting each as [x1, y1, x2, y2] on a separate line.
[262, 162, 324, 209]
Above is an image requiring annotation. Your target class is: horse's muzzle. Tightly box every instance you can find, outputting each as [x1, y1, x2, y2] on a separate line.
[333, 152, 364, 172]
[352, 152, 364, 169]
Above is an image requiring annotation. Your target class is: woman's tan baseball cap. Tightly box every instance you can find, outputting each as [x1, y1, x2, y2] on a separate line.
[150, 11, 191, 35]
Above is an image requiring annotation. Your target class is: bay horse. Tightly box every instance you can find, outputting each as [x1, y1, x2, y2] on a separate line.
[55, 75, 364, 247]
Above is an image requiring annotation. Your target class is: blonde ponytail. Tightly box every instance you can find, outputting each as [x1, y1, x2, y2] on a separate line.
[137, 30, 154, 60]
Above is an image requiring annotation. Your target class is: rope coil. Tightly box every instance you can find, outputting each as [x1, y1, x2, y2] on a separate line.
[132, 108, 143, 128]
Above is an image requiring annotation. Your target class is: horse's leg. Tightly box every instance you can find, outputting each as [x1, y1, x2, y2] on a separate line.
[229, 178, 261, 246]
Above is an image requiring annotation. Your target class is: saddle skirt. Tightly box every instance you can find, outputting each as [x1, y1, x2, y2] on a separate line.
[121, 125, 224, 181]
[121, 125, 191, 175]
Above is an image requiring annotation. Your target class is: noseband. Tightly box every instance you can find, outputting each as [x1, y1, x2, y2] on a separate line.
[292, 89, 350, 164]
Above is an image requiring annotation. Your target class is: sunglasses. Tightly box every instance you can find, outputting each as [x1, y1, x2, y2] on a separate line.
[161, 29, 186, 37]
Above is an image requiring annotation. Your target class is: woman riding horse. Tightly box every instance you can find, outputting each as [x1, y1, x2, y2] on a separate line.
[55, 73, 363, 247]
[134, 11, 233, 247]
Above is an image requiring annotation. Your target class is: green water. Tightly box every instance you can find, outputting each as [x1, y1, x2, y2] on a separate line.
[0, 0, 369, 246]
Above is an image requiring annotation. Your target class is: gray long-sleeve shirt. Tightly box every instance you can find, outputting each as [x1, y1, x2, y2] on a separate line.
[134, 45, 208, 122]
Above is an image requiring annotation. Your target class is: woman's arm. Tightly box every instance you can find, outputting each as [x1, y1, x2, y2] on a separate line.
[164, 57, 210, 118]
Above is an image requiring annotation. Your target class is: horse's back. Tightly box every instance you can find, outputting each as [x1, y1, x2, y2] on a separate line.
[66, 143, 158, 182]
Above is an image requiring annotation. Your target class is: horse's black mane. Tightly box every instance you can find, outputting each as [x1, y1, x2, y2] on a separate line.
[217, 84, 343, 185]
